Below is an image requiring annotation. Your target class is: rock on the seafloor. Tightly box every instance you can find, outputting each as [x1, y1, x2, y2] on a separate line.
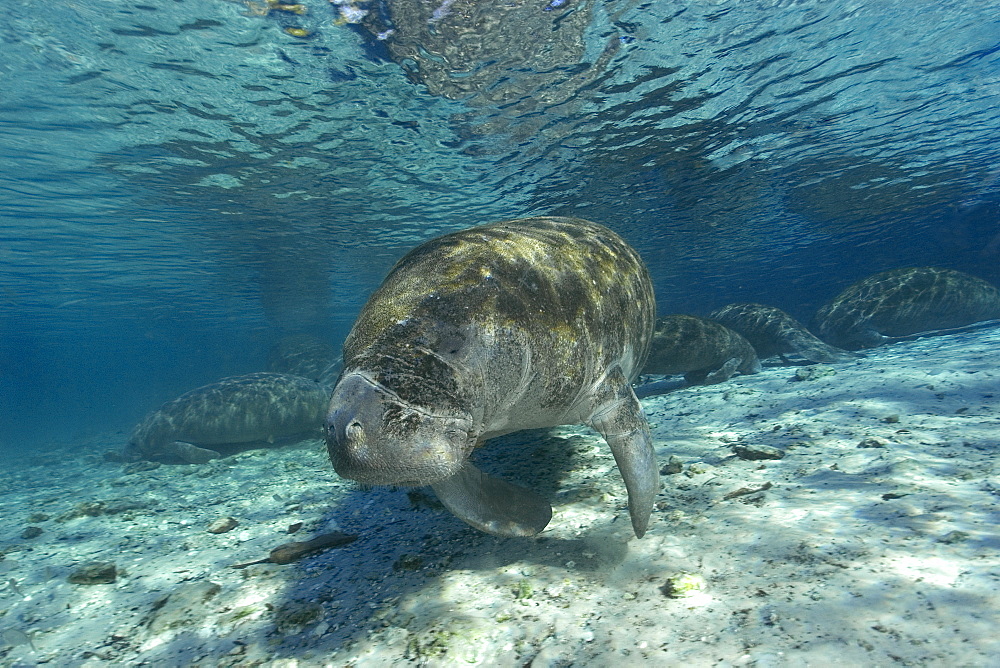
[732, 444, 785, 461]
[659, 456, 684, 475]
[144, 581, 222, 634]
[68, 561, 117, 585]
[660, 572, 705, 598]
[206, 517, 239, 534]
[20, 526, 43, 539]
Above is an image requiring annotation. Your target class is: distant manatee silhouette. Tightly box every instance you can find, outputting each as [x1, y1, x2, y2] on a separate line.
[120, 372, 330, 463]
[642, 314, 761, 384]
[813, 267, 1000, 350]
[710, 303, 858, 363]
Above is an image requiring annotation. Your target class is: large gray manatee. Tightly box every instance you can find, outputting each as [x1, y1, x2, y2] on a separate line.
[123, 372, 331, 463]
[812, 267, 1000, 350]
[325, 216, 659, 538]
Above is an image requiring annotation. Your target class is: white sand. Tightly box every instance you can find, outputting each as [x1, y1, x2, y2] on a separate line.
[2, 325, 998, 667]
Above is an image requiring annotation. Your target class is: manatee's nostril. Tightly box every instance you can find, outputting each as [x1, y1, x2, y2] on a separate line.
[346, 421, 364, 442]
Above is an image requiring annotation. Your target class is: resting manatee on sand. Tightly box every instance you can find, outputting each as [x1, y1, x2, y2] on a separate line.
[324, 216, 659, 538]
[117, 372, 331, 464]
[641, 314, 761, 385]
[812, 267, 1000, 350]
[710, 303, 858, 364]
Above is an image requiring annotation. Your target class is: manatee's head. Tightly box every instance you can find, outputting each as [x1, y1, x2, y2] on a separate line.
[324, 371, 476, 486]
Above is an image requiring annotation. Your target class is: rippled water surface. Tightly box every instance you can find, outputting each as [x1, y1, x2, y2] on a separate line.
[2, 0, 998, 447]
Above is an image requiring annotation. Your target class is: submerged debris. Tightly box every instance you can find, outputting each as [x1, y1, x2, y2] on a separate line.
[231, 531, 357, 568]
[723, 482, 773, 500]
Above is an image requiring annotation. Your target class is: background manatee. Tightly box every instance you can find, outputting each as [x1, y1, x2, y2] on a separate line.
[642, 314, 761, 385]
[122, 372, 330, 463]
[812, 267, 1000, 350]
[710, 303, 858, 364]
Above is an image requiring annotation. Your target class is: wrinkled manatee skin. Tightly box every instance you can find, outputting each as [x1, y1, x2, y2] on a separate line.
[325, 216, 659, 538]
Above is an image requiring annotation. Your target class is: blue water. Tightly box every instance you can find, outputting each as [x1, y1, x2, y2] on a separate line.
[1, 0, 998, 452]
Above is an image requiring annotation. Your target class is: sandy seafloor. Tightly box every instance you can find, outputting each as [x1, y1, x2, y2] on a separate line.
[2, 325, 999, 667]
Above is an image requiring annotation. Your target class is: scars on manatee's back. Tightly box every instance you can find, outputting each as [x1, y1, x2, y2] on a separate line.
[813, 267, 1000, 350]
[325, 216, 659, 538]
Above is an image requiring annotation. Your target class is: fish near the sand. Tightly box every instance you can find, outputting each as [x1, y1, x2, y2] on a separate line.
[325, 216, 659, 538]
[642, 314, 761, 385]
[121, 372, 331, 463]
[710, 303, 858, 364]
[812, 266, 1000, 350]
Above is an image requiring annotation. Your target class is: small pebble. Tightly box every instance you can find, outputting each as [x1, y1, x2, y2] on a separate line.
[207, 517, 239, 534]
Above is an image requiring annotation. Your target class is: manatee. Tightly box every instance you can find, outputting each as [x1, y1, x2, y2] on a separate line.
[121, 372, 331, 463]
[710, 303, 858, 364]
[641, 314, 761, 385]
[324, 216, 658, 538]
[812, 267, 1000, 350]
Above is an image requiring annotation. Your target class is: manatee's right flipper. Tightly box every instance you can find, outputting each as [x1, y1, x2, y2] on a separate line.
[166, 441, 222, 464]
[588, 366, 659, 538]
[431, 462, 553, 537]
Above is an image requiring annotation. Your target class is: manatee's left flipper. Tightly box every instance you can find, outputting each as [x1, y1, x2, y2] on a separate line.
[166, 441, 222, 464]
[588, 366, 659, 538]
[431, 462, 552, 537]
[694, 357, 742, 385]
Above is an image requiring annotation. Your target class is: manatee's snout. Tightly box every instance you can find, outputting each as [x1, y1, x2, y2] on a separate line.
[325, 372, 472, 486]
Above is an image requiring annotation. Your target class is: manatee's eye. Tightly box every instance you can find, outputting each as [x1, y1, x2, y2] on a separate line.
[346, 421, 364, 442]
